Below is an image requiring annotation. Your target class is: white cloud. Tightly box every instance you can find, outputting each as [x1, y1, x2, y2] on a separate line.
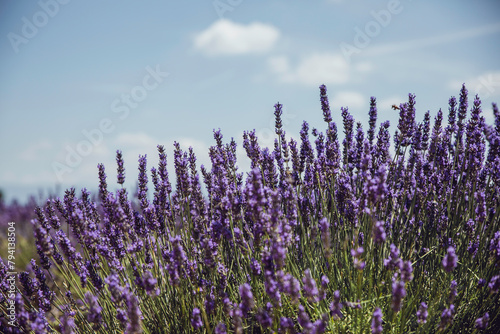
[333, 91, 366, 110]
[115, 133, 158, 148]
[19, 140, 52, 161]
[449, 71, 500, 99]
[269, 53, 352, 86]
[354, 61, 373, 73]
[193, 19, 280, 56]
[365, 23, 500, 58]
[268, 56, 290, 74]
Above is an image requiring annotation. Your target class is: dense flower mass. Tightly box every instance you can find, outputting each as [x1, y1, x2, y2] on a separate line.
[1, 84, 499, 333]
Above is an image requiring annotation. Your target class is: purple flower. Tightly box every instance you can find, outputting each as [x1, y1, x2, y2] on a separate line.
[31, 219, 53, 257]
[401, 260, 413, 283]
[86, 260, 104, 291]
[374, 121, 391, 166]
[116, 308, 127, 327]
[265, 272, 281, 307]
[84, 292, 102, 326]
[468, 237, 480, 257]
[368, 97, 378, 145]
[232, 307, 244, 334]
[215, 323, 227, 334]
[191, 308, 203, 330]
[391, 277, 406, 312]
[449, 280, 457, 303]
[59, 311, 76, 334]
[319, 217, 331, 256]
[105, 272, 126, 303]
[98, 163, 109, 203]
[319, 275, 329, 301]
[140, 270, 159, 296]
[489, 231, 500, 264]
[422, 110, 431, 150]
[371, 308, 383, 334]
[281, 273, 301, 304]
[298, 304, 313, 332]
[442, 246, 458, 273]
[137, 155, 149, 210]
[239, 283, 254, 316]
[372, 221, 386, 245]
[320, 275, 329, 289]
[384, 244, 402, 271]
[330, 290, 343, 319]
[116, 150, 125, 185]
[124, 291, 142, 334]
[44, 200, 61, 230]
[346, 299, 362, 309]
[311, 314, 328, 334]
[250, 258, 261, 276]
[475, 312, 489, 330]
[256, 309, 273, 328]
[280, 317, 294, 333]
[302, 269, 319, 303]
[488, 275, 500, 293]
[19, 272, 37, 300]
[30, 312, 48, 334]
[351, 247, 365, 270]
[439, 304, 455, 330]
[416, 302, 428, 324]
[272, 239, 287, 270]
[274, 102, 284, 136]
[319, 84, 332, 124]
[165, 235, 187, 286]
[31, 259, 54, 312]
[358, 231, 365, 246]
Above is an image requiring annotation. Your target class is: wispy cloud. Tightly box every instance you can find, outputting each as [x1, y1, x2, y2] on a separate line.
[193, 19, 280, 56]
[449, 71, 500, 100]
[19, 140, 52, 161]
[268, 53, 363, 86]
[332, 91, 366, 110]
[363, 23, 500, 57]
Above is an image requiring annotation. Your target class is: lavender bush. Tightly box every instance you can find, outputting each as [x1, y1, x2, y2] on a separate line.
[1, 84, 500, 333]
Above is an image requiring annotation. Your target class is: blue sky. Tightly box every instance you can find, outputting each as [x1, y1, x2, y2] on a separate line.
[1, 0, 499, 202]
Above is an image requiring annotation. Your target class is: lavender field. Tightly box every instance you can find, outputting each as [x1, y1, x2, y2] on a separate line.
[1, 84, 500, 333]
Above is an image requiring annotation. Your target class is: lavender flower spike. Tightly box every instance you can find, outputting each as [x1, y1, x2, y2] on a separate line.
[391, 277, 406, 312]
[371, 308, 383, 334]
[330, 290, 343, 319]
[125, 292, 142, 334]
[442, 246, 458, 273]
[215, 323, 227, 334]
[416, 302, 428, 324]
[191, 308, 203, 330]
[372, 220, 386, 245]
[439, 304, 455, 330]
[319, 84, 332, 124]
[239, 283, 255, 316]
[84, 292, 102, 326]
[302, 269, 319, 303]
[475, 312, 489, 330]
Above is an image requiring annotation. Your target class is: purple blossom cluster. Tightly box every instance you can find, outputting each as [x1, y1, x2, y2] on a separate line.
[1, 84, 499, 333]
